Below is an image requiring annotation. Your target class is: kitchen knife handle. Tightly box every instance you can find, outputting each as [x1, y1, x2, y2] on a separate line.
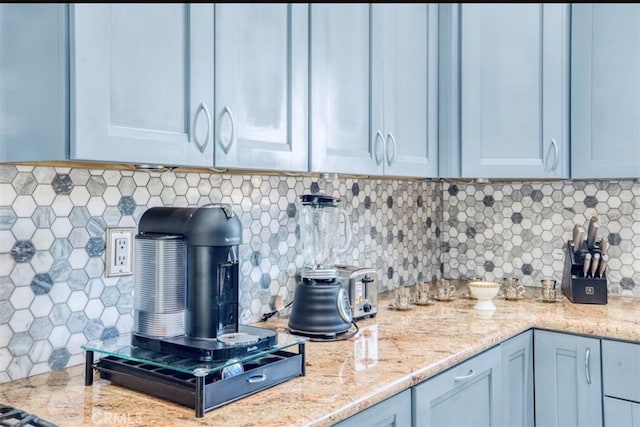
[590, 253, 600, 278]
[573, 226, 585, 252]
[550, 138, 559, 171]
[585, 347, 592, 385]
[599, 255, 608, 278]
[587, 222, 599, 248]
[583, 253, 592, 278]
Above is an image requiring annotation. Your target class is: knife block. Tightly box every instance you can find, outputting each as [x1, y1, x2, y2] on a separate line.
[561, 241, 608, 304]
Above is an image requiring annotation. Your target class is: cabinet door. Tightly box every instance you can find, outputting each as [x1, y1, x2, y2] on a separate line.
[534, 330, 603, 427]
[71, 4, 214, 166]
[413, 346, 502, 427]
[0, 4, 67, 162]
[310, 4, 380, 175]
[460, 4, 569, 178]
[572, 4, 640, 178]
[334, 389, 411, 427]
[501, 331, 534, 427]
[604, 397, 640, 427]
[602, 339, 640, 403]
[372, 4, 438, 178]
[214, 4, 308, 172]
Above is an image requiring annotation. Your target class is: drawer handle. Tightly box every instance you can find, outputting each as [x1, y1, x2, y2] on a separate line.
[585, 347, 591, 385]
[247, 374, 267, 384]
[454, 369, 475, 382]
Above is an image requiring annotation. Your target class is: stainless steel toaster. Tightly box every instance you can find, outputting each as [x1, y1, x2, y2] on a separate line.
[335, 265, 378, 320]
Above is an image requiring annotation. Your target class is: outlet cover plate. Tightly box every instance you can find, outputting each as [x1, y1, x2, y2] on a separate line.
[105, 227, 134, 277]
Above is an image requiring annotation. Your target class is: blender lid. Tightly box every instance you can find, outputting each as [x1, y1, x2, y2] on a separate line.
[299, 194, 340, 207]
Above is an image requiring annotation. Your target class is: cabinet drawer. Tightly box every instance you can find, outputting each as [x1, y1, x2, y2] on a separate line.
[334, 389, 411, 427]
[604, 396, 640, 426]
[602, 339, 640, 403]
[412, 346, 501, 426]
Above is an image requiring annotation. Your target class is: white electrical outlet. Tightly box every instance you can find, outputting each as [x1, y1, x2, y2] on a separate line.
[105, 228, 134, 277]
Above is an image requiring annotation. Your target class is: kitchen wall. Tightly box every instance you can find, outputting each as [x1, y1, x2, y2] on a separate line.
[3, 163, 640, 383]
[0, 164, 442, 382]
[442, 180, 640, 297]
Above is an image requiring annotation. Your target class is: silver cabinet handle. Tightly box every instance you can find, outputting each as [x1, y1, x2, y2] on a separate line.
[193, 102, 211, 153]
[454, 369, 475, 382]
[386, 132, 397, 167]
[585, 347, 592, 385]
[219, 105, 235, 154]
[374, 130, 384, 166]
[247, 374, 267, 384]
[550, 138, 559, 171]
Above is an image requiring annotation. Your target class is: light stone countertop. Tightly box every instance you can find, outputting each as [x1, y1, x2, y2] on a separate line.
[2, 283, 640, 427]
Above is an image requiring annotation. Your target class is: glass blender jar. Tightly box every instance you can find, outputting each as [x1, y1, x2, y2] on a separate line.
[288, 194, 353, 338]
[296, 194, 351, 279]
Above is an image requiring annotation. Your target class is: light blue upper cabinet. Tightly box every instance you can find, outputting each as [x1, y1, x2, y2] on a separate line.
[572, 4, 640, 179]
[214, 4, 308, 172]
[311, 4, 437, 177]
[534, 330, 603, 427]
[372, 4, 438, 178]
[0, 4, 67, 162]
[439, 4, 569, 179]
[310, 4, 375, 175]
[71, 4, 214, 167]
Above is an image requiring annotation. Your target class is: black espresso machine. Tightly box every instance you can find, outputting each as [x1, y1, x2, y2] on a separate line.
[131, 204, 276, 361]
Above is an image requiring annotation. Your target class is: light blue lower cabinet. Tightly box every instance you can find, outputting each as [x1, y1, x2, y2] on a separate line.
[332, 389, 411, 427]
[412, 346, 502, 427]
[602, 339, 640, 426]
[534, 330, 603, 427]
[604, 397, 640, 427]
[501, 331, 534, 427]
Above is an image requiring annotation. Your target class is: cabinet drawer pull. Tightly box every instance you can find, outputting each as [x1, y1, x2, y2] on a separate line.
[193, 102, 211, 153]
[454, 369, 475, 382]
[585, 347, 591, 385]
[374, 130, 384, 166]
[247, 374, 267, 384]
[386, 132, 397, 167]
[219, 105, 235, 154]
[550, 138, 559, 171]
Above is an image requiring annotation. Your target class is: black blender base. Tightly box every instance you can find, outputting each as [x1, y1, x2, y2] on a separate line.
[132, 325, 277, 362]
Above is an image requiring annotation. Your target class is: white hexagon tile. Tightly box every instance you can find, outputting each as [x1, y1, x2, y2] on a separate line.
[0, 164, 441, 382]
[442, 180, 640, 297]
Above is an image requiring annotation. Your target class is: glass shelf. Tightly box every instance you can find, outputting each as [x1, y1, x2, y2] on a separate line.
[82, 331, 307, 377]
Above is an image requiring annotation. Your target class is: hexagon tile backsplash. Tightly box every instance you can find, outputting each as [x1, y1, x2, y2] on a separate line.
[2, 164, 640, 383]
[0, 164, 441, 382]
[442, 180, 640, 297]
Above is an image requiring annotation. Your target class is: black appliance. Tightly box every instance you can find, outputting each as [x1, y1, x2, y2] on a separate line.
[86, 204, 305, 418]
[130, 205, 276, 360]
[0, 404, 57, 427]
[287, 194, 354, 339]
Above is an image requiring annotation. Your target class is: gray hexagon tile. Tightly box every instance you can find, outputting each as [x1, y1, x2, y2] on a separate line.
[3, 162, 640, 383]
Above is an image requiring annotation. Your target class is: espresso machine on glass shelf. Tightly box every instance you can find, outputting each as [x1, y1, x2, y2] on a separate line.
[131, 204, 277, 361]
[287, 194, 354, 338]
